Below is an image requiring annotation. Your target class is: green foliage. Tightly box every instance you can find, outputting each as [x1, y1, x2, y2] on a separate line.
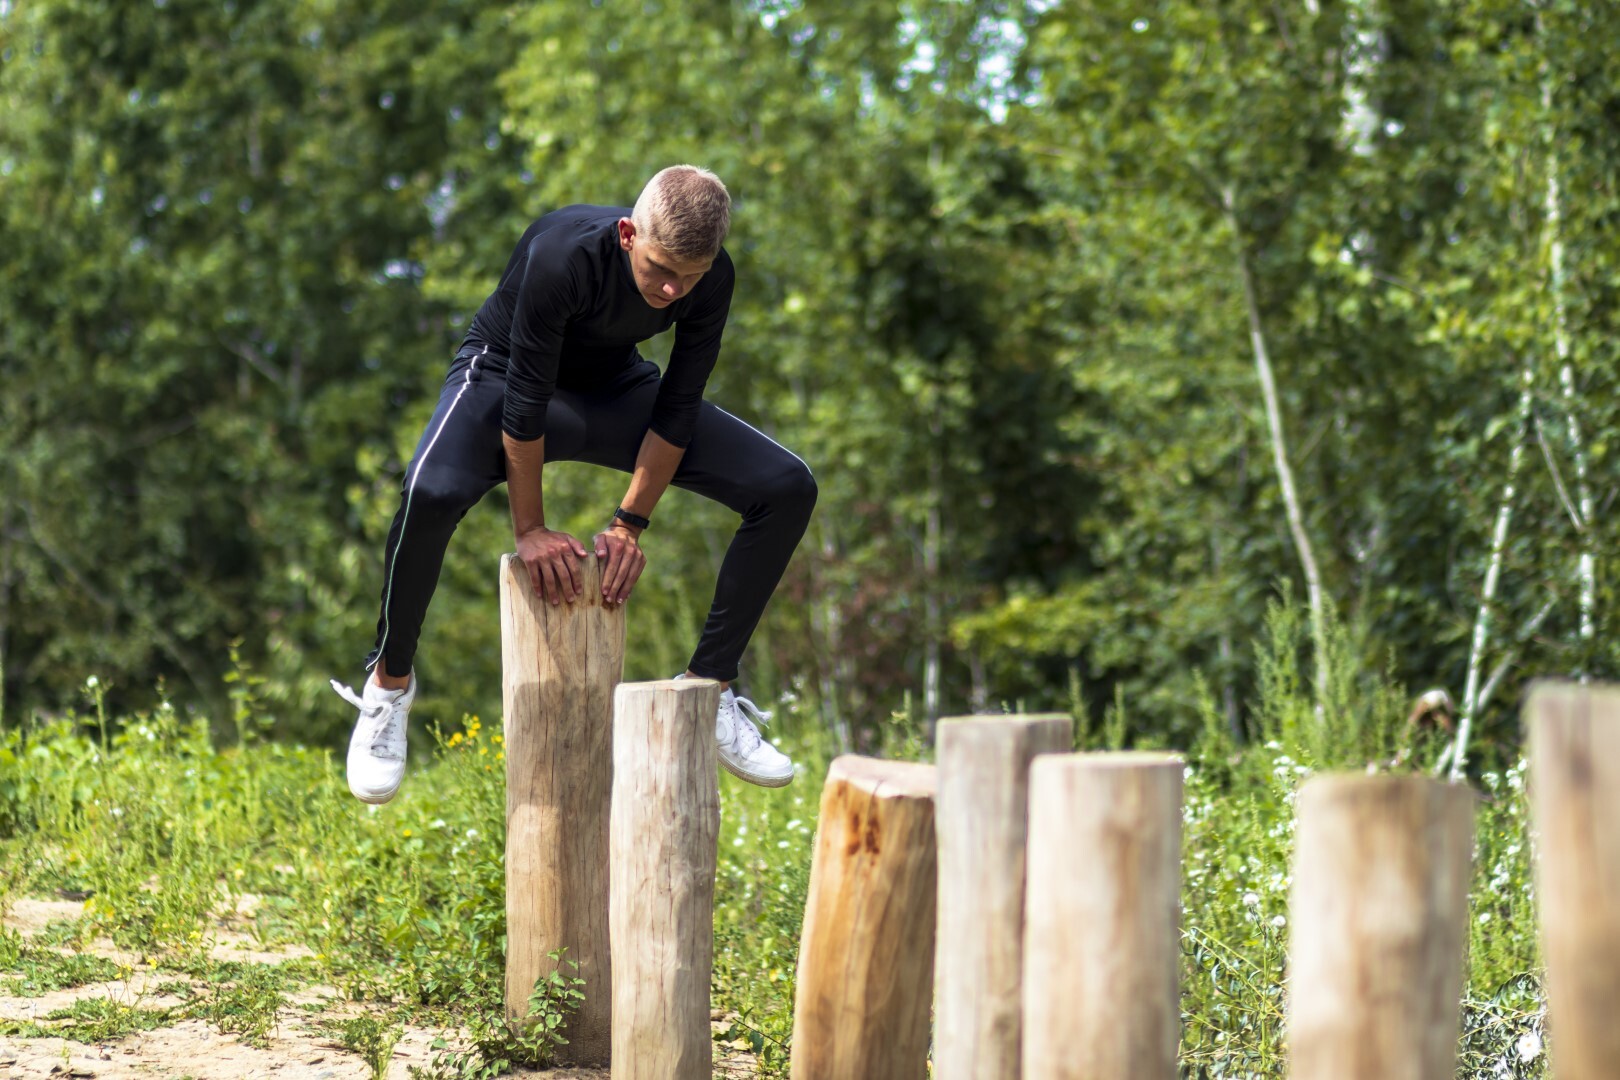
[413, 950, 584, 1079]
[0, 612, 1554, 1076]
[0, 996, 179, 1042]
[0, 928, 121, 996]
[341, 1013, 405, 1080]
[2, 0, 1616, 765]
[197, 962, 293, 1048]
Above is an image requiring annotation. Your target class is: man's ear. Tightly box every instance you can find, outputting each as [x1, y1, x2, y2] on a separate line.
[617, 217, 637, 252]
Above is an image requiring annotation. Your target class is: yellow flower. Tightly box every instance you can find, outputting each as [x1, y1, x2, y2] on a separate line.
[402, 829, 412, 838]
[493, 734, 503, 745]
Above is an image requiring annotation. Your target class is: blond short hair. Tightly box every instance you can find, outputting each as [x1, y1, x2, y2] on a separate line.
[631, 165, 731, 262]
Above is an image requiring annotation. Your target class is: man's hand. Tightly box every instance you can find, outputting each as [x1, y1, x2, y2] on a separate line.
[516, 527, 589, 605]
[593, 523, 647, 606]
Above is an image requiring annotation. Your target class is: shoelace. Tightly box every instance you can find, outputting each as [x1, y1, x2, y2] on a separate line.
[725, 692, 772, 755]
[330, 679, 404, 757]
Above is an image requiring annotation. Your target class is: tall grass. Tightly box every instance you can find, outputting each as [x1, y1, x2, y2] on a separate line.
[0, 604, 1546, 1077]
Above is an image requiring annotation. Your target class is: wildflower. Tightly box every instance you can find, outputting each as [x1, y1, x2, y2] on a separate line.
[1242, 892, 1260, 908]
[402, 829, 412, 838]
[1516, 1030, 1542, 1062]
[1270, 915, 1286, 929]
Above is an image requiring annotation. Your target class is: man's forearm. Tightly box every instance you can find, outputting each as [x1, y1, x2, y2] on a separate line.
[503, 433, 546, 535]
[619, 430, 685, 523]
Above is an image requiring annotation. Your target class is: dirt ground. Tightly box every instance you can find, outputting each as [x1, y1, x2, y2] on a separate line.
[1, 899, 758, 1080]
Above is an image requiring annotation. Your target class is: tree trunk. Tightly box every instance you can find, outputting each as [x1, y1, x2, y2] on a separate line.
[792, 756, 938, 1080]
[610, 679, 720, 1080]
[1449, 364, 1533, 781]
[500, 552, 624, 1065]
[1224, 189, 1330, 715]
[1528, 681, 1620, 1080]
[1289, 774, 1474, 1080]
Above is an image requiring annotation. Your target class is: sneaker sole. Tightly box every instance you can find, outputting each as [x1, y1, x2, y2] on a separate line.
[350, 785, 399, 805]
[719, 756, 794, 789]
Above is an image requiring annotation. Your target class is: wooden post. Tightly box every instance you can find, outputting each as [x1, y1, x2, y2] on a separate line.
[499, 552, 624, 1065]
[609, 679, 721, 1080]
[791, 756, 938, 1080]
[934, 714, 1073, 1080]
[1529, 681, 1620, 1080]
[1288, 774, 1474, 1080]
[1021, 752, 1183, 1080]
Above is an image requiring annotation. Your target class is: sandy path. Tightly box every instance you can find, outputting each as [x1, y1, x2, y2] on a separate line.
[1, 899, 758, 1079]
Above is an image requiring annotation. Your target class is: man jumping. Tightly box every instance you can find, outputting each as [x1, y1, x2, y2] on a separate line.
[330, 165, 815, 802]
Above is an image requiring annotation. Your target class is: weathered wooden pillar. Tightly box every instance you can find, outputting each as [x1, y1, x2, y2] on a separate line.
[609, 679, 721, 1080]
[1021, 752, 1183, 1080]
[1288, 774, 1474, 1080]
[1529, 681, 1620, 1080]
[499, 552, 624, 1065]
[934, 714, 1073, 1080]
[791, 756, 938, 1080]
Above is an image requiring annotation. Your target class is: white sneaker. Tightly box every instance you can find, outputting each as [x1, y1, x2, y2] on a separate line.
[676, 675, 794, 788]
[331, 671, 415, 804]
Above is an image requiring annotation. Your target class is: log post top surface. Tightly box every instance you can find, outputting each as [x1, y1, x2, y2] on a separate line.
[1529, 677, 1620, 712]
[938, 712, 1073, 729]
[499, 552, 623, 618]
[827, 755, 937, 799]
[1032, 751, 1185, 772]
[1529, 679, 1620, 751]
[1298, 772, 1480, 808]
[617, 677, 720, 696]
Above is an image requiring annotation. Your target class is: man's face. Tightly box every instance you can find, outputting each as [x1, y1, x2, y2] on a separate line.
[618, 218, 712, 309]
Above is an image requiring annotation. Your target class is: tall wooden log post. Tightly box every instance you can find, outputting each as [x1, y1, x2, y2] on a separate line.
[609, 679, 722, 1080]
[499, 552, 624, 1065]
[1288, 774, 1474, 1080]
[935, 714, 1073, 1080]
[1529, 681, 1620, 1080]
[791, 756, 938, 1080]
[1021, 753, 1183, 1080]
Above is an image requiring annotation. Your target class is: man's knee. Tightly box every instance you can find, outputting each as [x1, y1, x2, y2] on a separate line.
[403, 465, 485, 522]
[768, 460, 818, 517]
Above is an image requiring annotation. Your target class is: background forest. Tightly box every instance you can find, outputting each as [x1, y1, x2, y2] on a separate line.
[3, 0, 1617, 769]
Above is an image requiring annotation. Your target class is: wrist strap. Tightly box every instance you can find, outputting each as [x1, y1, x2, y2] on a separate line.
[613, 506, 651, 530]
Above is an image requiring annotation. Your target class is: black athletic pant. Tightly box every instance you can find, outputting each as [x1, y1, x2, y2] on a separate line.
[363, 346, 817, 683]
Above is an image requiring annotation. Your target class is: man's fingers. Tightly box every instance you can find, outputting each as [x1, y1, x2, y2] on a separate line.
[558, 551, 582, 600]
[603, 543, 630, 600]
[525, 556, 543, 596]
[538, 559, 561, 606]
[615, 551, 647, 604]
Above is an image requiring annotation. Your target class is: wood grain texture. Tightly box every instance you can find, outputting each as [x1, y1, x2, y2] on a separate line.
[1288, 774, 1474, 1080]
[934, 714, 1073, 1080]
[1021, 752, 1183, 1080]
[609, 679, 721, 1080]
[1528, 681, 1620, 1080]
[499, 552, 624, 1065]
[791, 756, 938, 1080]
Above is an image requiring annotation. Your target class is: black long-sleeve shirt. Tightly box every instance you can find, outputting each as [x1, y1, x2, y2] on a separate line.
[460, 204, 734, 448]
